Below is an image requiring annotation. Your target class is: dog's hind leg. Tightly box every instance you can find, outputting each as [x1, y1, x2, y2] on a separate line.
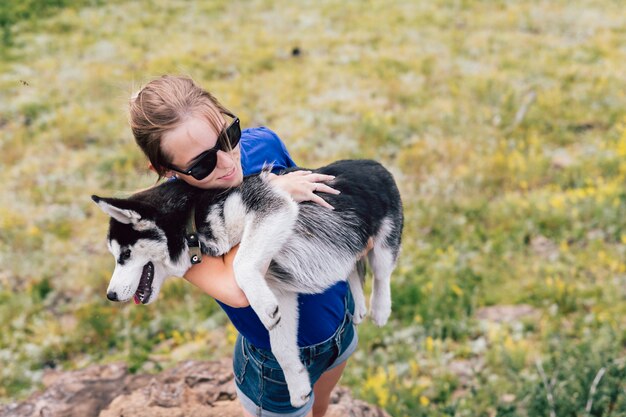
[348, 259, 367, 324]
[368, 248, 394, 326]
[368, 218, 397, 326]
[269, 291, 312, 408]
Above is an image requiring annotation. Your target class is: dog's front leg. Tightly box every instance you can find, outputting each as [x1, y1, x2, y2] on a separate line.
[235, 257, 281, 331]
[234, 207, 298, 331]
[269, 291, 312, 408]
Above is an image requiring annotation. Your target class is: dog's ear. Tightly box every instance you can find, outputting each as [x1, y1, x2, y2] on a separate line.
[91, 195, 153, 224]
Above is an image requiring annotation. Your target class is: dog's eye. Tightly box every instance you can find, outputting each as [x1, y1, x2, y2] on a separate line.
[120, 249, 131, 261]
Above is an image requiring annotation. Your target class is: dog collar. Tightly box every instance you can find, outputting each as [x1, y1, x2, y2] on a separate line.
[185, 204, 202, 265]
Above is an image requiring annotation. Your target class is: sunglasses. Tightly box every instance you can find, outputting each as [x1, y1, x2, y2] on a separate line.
[166, 116, 241, 181]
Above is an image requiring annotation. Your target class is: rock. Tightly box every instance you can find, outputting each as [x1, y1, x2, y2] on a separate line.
[448, 358, 485, 387]
[1, 359, 389, 417]
[326, 387, 391, 417]
[476, 304, 540, 324]
[550, 148, 575, 169]
[0, 362, 135, 417]
[530, 235, 559, 261]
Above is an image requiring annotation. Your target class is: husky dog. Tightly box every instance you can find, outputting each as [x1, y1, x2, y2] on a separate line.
[92, 159, 403, 407]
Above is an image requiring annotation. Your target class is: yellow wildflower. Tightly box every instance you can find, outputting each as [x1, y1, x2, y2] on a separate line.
[172, 330, 184, 345]
[549, 195, 565, 210]
[451, 284, 463, 296]
[27, 225, 41, 237]
[425, 336, 434, 352]
[504, 335, 515, 351]
[554, 277, 566, 295]
[226, 322, 238, 346]
[364, 367, 389, 407]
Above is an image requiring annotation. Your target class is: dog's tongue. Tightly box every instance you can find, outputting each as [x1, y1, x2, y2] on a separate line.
[134, 294, 140, 305]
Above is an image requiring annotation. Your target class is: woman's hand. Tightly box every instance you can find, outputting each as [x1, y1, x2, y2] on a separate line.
[268, 170, 340, 209]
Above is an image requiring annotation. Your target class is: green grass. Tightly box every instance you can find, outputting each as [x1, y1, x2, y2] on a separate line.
[1, 0, 626, 415]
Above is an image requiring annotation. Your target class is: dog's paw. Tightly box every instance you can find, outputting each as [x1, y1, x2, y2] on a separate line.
[353, 302, 367, 325]
[370, 299, 391, 327]
[288, 375, 312, 408]
[248, 291, 281, 330]
[258, 303, 281, 330]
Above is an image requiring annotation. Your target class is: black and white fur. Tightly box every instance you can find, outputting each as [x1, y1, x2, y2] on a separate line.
[92, 159, 403, 407]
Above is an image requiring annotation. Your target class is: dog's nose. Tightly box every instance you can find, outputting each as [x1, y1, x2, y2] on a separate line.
[107, 291, 119, 301]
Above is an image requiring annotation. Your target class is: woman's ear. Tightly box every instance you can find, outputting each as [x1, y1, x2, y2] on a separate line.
[149, 163, 177, 178]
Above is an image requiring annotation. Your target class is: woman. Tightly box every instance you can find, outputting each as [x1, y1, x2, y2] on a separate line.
[128, 75, 362, 417]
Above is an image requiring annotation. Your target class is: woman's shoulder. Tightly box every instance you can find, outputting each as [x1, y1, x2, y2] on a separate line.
[240, 126, 296, 174]
[242, 126, 281, 143]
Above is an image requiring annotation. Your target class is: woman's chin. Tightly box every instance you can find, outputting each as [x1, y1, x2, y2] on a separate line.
[192, 170, 243, 189]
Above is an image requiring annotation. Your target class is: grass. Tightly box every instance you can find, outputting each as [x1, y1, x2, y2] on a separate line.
[1, 0, 626, 415]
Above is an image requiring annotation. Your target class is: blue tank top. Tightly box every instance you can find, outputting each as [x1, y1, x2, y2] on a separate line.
[215, 126, 348, 349]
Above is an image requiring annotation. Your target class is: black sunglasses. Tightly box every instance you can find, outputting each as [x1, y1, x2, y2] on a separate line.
[166, 116, 241, 181]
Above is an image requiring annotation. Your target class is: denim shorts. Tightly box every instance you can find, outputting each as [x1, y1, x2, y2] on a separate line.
[232, 291, 358, 417]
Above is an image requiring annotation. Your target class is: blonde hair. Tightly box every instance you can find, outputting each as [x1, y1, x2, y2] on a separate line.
[129, 75, 234, 180]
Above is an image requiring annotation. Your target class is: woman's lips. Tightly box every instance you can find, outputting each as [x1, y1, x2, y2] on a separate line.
[219, 167, 236, 180]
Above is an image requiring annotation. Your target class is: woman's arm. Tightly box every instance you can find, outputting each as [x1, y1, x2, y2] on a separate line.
[184, 233, 373, 307]
[184, 173, 340, 303]
[183, 244, 250, 308]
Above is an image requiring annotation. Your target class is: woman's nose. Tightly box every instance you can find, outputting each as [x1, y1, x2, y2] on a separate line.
[215, 150, 233, 167]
